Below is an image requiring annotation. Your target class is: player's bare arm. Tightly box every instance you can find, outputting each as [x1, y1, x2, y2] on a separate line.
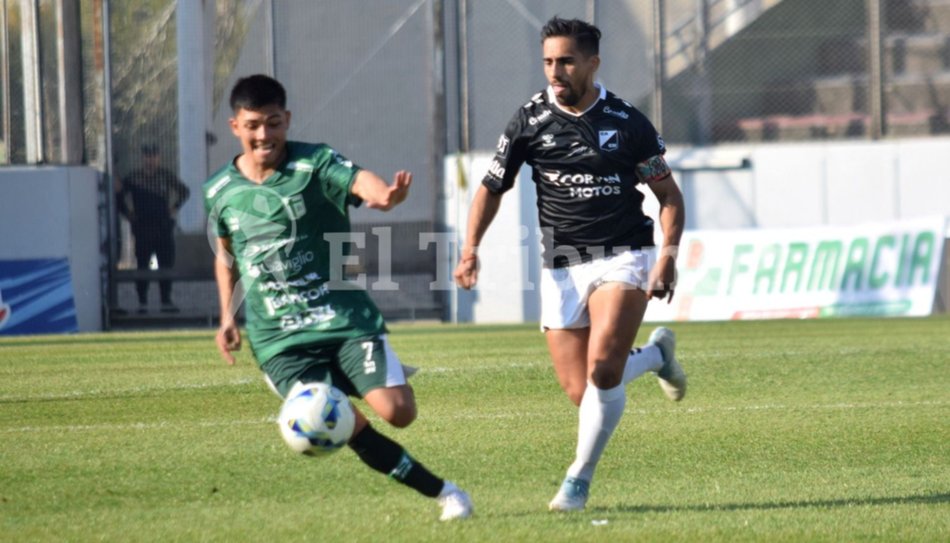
[351, 169, 411, 211]
[453, 185, 503, 289]
[646, 174, 685, 302]
[214, 236, 242, 365]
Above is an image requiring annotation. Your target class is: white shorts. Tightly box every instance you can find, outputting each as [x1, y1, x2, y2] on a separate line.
[540, 249, 655, 330]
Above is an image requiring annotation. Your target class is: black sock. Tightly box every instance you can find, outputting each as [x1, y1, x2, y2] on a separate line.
[348, 424, 444, 498]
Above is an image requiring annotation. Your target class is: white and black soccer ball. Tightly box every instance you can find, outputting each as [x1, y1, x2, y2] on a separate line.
[278, 382, 356, 456]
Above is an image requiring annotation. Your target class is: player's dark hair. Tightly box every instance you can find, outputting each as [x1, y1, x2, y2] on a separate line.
[541, 16, 601, 57]
[229, 74, 287, 112]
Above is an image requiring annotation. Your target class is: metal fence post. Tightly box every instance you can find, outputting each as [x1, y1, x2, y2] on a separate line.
[1, 0, 9, 164]
[653, 0, 665, 133]
[18, 0, 42, 163]
[56, 0, 83, 164]
[867, 0, 885, 139]
[265, 0, 275, 77]
[97, 0, 117, 329]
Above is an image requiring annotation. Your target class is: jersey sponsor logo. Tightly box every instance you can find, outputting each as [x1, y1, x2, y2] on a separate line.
[245, 237, 295, 258]
[529, 109, 552, 125]
[257, 272, 323, 292]
[602, 106, 629, 119]
[541, 170, 622, 187]
[251, 250, 315, 277]
[279, 305, 337, 331]
[206, 175, 232, 198]
[599, 130, 619, 151]
[287, 161, 314, 173]
[569, 185, 621, 198]
[263, 283, 331, 316]
[245, 234, 309, 259]
[540, 170, 623, 199]
[496, 135, 510, 157]
[541, 133, 556, 148]
[487, 159, 506, 179]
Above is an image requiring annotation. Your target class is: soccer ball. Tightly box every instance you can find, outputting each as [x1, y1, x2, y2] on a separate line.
[278, 382, 356, 456]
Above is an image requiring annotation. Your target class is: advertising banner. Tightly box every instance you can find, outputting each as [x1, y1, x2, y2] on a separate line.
[645, 217, 947, 322]
[0, 259, 79, 335]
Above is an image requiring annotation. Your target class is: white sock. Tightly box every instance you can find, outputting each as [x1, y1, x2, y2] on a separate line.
[566, 382, 626, 482]
[622, 345, 664, 385]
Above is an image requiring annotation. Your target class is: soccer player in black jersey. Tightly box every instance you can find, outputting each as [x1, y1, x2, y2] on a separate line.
[454, 17, 688, 511]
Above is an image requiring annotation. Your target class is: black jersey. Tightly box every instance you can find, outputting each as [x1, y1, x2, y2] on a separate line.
[483, 85, 671, 268]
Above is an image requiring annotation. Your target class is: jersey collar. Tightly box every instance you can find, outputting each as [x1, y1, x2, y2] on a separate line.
[546, 82, 606, 117]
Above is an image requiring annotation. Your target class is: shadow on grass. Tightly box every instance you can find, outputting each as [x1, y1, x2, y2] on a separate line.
[597, 492, 950, 514]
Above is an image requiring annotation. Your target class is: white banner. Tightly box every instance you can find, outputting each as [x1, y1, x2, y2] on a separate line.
[645, 217, 947, 322]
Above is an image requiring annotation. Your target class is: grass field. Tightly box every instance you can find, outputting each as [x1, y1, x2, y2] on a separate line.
[1, 317, 948, 542]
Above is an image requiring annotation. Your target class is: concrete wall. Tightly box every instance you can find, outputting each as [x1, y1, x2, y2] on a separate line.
[0, 167, 102, 332]
[661, 138, 950, 229]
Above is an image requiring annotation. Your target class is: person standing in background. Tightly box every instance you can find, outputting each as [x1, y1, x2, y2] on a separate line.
[121, 143, 190, 313]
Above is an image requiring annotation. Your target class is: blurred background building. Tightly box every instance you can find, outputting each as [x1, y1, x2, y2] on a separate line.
[0, 0, 947, 329]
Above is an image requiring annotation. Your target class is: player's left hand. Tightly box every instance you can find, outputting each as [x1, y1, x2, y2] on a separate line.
[367, 170, 412, 211]
[645, 256, 676, 303]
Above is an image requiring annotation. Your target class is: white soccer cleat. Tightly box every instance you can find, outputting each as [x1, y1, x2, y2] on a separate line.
[437, 481, 473, 521]
[649, 327, 687, 401]
[548, 476, 590, 512]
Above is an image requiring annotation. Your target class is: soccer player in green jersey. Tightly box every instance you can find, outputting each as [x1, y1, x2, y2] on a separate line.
[205, 74, 472, 521]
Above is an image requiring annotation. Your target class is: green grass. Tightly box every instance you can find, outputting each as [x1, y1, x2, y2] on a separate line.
[1, 317, 948, 542]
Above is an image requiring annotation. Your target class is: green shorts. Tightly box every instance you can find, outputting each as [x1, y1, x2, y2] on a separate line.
[261, 334, 406, 398]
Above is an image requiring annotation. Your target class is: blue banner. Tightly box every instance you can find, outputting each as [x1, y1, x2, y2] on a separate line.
[0, 259, 78, 335]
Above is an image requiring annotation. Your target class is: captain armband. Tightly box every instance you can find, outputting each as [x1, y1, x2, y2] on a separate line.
[635, 155, 672, 184]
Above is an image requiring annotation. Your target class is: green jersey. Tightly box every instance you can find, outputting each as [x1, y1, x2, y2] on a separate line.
[203, 141, 386, 364]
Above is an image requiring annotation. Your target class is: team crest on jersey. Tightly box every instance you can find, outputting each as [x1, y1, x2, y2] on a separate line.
[599, 130, 619, 151]
[284, 195, 307, 219]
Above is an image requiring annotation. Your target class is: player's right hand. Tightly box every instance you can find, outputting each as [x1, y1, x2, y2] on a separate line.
[453, 254, 479, 289]
[216, 322, 241, 365]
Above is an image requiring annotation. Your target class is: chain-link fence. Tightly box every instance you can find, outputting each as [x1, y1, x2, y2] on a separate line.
[2, 0, 947, 325]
